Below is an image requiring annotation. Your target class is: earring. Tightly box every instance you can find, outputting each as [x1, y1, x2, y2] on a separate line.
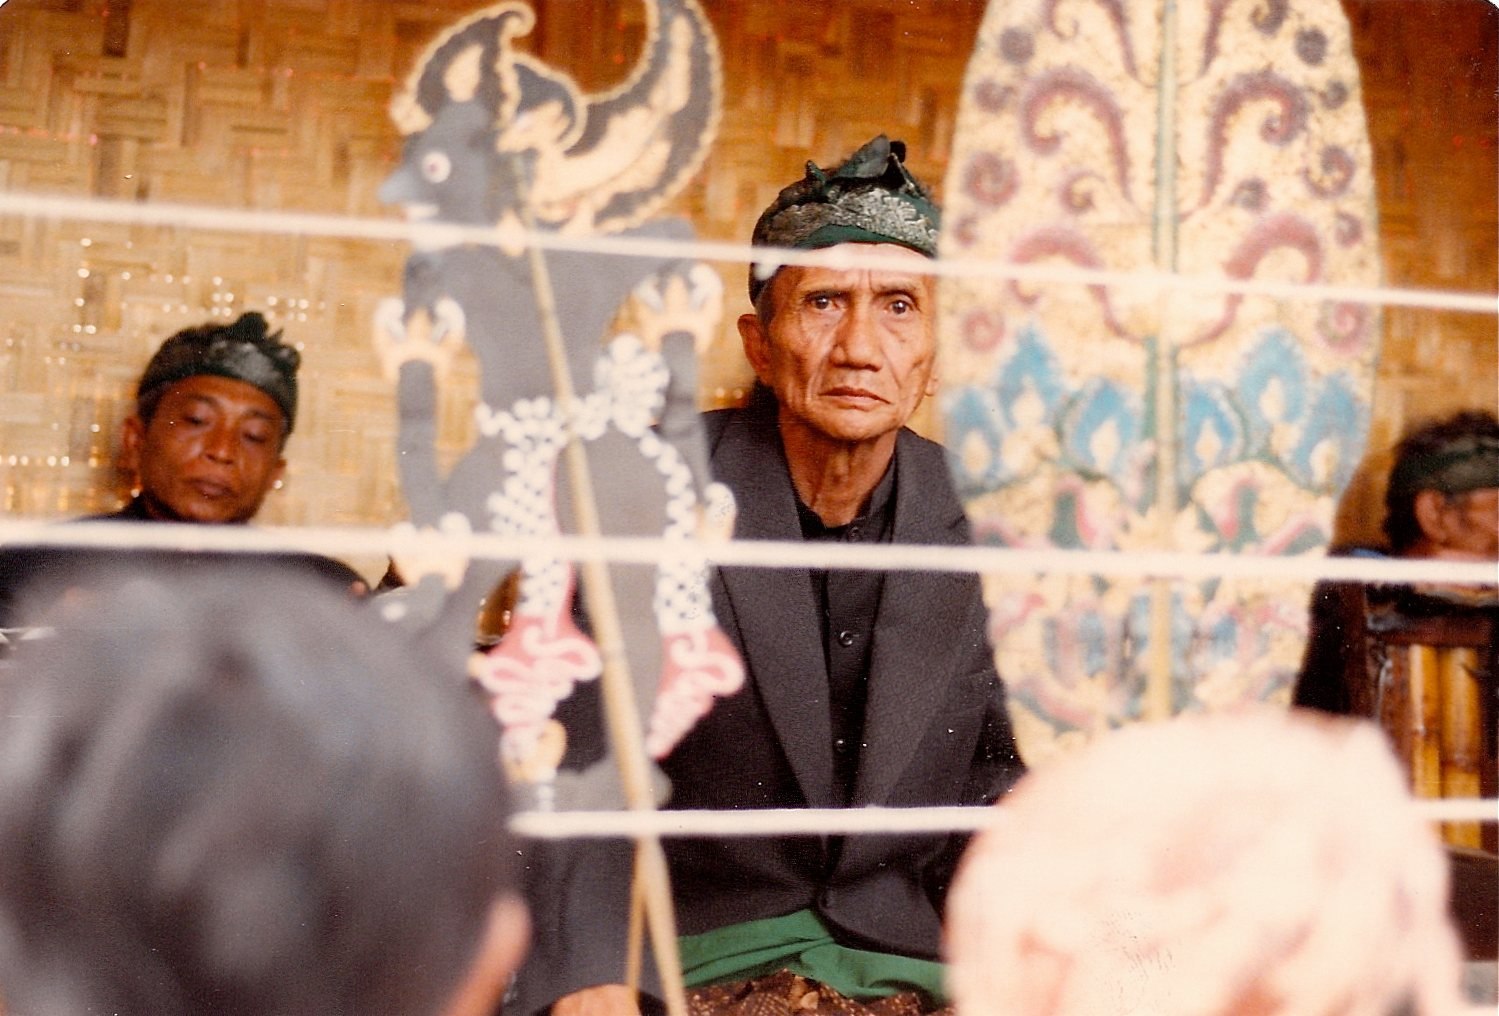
[273, 479, 284, 490]
[129, 485, 142, 498]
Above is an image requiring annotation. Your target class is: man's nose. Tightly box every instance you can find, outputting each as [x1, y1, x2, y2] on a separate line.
[830, 301, 880, 368]
[203, 424, 237, 463]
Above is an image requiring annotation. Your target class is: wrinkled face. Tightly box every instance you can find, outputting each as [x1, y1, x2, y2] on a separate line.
[122, 375, 287, 524]
[739, 244, 938, 449]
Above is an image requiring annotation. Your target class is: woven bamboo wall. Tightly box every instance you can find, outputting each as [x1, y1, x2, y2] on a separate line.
[0, 0, 1492, 575]
[1333, 0, 1498, 547]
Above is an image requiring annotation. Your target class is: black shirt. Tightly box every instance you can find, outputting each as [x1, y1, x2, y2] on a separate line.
[794, 461, 897, 805]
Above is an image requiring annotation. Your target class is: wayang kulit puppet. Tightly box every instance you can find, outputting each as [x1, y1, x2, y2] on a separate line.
[938, 0, 1381, 756]
[374, 0, 742, 810]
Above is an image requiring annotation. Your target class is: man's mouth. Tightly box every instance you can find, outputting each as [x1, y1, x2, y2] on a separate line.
[188, 479, 233, 500]
[824, 387, 884, 404]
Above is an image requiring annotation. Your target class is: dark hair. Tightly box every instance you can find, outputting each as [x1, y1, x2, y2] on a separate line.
[0, 565, 516, 1016]
[137, 312, 300, 439]
[1383, 410, 1499, 553]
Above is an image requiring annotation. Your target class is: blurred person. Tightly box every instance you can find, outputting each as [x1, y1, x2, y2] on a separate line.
[1291, 411, 1497, 966]
[1381, 410, 1499, 564]
[0, 565, 527, 1016]
[945, 710, 1466, 1016]
[0, 312, 366, 633]
[1295, 409, 1499, 715]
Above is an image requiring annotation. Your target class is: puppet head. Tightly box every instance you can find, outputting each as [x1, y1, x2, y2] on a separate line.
[380, 0, 720, 238]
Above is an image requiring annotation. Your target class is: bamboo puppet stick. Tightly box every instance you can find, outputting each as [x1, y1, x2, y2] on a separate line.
[515, 184, 690, 1016]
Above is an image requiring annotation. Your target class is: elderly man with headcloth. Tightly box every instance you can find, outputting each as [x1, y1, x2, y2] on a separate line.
[1290, 410, 1498, 968]
[514, 137, 1025, 1016]
[1294, 409, 1498, 715]
[0, 311, 365, 633]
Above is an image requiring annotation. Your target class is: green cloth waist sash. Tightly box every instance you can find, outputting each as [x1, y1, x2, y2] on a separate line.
[678, 908, 948, 1003]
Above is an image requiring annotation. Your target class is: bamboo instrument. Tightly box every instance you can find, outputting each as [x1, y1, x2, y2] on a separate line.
[1438, 647, 1484, 848]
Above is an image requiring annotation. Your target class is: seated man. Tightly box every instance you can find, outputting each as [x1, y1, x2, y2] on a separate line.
[0, 565, 527, 1016]
[1292, 410, 1498, 961]
[1295, 409, 1498, 715]
[516, 136, 1025, 1016]
[945, 711, 1466, 1016]
[0, 311, 366, 633]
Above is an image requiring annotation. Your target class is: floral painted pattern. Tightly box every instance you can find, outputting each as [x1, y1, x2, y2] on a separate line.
[939, 0, 1380, 764]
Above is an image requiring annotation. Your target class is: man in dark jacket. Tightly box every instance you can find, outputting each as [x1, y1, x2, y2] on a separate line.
[519, 136, 1025, 1016]
[0, 311, 365, 634]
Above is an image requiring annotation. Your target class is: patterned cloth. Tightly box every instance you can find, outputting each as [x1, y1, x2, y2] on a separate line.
[137, 311, 300, 431]
[747, 134, 939, 302]
[687, 971, 950, 1016]
[937, 0, 1382, 759]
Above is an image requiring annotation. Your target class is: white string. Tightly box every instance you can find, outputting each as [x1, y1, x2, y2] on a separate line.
[0, 190, 1494, 314]
[0, 518, 1494, 587]
[507, 796, 1495, 840]
[3, 192, 1494, 855]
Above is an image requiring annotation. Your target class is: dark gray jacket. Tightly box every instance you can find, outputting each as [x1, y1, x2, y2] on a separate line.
[512, 396, 1025, 1013]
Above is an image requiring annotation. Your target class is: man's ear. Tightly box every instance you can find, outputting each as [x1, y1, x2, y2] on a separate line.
[119, 415, 146, 478]
[738, 312, 772, 383]
[1412, 489, 1452, 545]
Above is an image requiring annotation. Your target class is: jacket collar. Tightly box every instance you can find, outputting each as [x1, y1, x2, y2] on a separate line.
[711, 401, 976, 807]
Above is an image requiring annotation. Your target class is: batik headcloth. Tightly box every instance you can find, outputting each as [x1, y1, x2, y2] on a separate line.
[137, 312, 301, 433]
[748, 135, 940, 302]
[1389, 430, 1499, 499]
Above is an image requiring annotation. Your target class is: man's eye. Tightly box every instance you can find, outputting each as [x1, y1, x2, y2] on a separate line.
[808, 294, 834, 310]
[242, 431, 270, 446]
[889, 298, 913, 315]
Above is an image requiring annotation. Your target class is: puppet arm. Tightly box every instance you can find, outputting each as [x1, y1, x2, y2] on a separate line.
[639, 264, 735, 541]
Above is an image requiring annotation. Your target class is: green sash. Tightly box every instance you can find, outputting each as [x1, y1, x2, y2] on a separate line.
[678, 909, 948, 1003]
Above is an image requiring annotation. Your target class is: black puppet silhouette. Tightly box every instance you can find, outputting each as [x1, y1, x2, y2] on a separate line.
[375, 0, 741, 808]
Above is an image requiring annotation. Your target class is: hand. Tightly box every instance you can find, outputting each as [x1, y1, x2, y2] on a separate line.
[387, 516, 470, 592]
[371, 297, 464, 381]
[496, 718, 567, 785]
[630, 262, 723, 354]
[550, 984, 641, 1016]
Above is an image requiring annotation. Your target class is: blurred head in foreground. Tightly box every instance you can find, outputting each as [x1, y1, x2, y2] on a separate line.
[946, 710, 1463, 1016]
[0, 566, 526, 1016]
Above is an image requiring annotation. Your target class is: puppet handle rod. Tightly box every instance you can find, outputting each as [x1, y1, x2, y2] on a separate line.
[1145, 0, 1181, 722]
[516, 190, 690, 1016]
